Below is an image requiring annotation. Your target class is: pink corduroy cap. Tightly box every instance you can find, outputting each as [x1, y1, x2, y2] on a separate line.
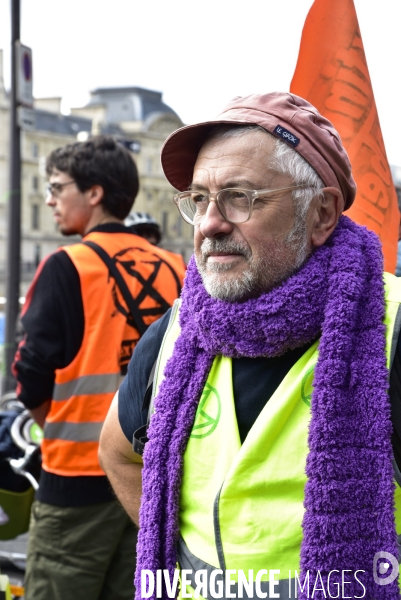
[161, 92, 356, 210]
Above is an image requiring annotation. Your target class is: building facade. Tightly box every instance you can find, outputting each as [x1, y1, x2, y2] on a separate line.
[0, 50, 193, 298]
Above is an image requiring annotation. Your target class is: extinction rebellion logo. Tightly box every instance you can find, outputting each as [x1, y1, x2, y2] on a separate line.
[190, 383, 221, 438]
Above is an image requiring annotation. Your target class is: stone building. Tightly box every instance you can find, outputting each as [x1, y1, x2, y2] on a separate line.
[0, 50, 193, 298]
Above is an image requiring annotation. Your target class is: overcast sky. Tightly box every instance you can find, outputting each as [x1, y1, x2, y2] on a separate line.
[0, 0, 400, 167]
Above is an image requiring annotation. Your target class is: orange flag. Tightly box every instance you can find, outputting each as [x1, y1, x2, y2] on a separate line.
[290, 0, 399, 273]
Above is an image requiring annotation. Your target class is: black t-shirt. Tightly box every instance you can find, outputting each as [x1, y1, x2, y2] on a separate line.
[118, 305, 401, 455]
[119, 309, 315, 445]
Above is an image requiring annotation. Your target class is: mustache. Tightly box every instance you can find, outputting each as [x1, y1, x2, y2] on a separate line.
[200, 238, 252, 260]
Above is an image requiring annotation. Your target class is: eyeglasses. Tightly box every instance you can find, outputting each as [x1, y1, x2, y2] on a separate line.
[46, 180, 76, 198]
[173, 185, 307, 225]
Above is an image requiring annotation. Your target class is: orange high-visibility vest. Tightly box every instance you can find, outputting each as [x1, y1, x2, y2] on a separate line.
[41, 231, 186, 477]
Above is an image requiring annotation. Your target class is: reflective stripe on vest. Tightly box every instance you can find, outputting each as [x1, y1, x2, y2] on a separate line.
[153, 272, 401, 599]
[52, 373, 123, 401]
[42, 231, 185, 477]
[43, 421, 103, 442]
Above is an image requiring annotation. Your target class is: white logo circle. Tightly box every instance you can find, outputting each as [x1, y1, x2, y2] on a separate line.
[373, 552, 399, 586]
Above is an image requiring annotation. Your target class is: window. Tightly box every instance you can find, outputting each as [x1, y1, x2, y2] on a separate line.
[32, 175, 39, 191]
[146, 158, 152, 173]
[31, 143, 39, 158]
[31, 205, 39, 230]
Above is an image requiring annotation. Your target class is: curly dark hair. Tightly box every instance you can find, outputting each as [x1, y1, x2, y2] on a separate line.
[46, 136, 139, 220]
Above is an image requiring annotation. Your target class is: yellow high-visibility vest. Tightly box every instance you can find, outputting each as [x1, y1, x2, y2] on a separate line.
[152, 273, 401, 598]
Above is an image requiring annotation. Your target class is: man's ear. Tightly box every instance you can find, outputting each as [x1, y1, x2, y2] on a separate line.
[86, 185, 104, 207]
[311, 187, 344, 248]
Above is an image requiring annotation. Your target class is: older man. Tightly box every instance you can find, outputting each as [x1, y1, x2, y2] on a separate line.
[99, 93, 401, 600]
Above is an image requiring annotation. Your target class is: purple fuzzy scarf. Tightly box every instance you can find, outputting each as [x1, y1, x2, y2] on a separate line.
[135, 216, 398, 600]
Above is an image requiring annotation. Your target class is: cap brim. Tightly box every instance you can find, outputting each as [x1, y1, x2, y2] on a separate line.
[161, 119, 255, 192]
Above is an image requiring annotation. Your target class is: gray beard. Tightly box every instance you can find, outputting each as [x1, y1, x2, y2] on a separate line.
[195, 227, 310, 302]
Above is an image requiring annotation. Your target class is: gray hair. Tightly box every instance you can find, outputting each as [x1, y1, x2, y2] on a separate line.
[205, 124, 324, 222]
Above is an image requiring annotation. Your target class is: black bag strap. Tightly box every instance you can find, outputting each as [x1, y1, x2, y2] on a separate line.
[132, 424, 148, 456]
[132, 359, 157, 456]
[82, 240, 147, 336]
[132, 301, 180, 456]
[142, 359, 158, 415]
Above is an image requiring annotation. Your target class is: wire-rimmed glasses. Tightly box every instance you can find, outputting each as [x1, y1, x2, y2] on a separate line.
[46, 180, 76, 198]
[173, 185, 307, 225]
